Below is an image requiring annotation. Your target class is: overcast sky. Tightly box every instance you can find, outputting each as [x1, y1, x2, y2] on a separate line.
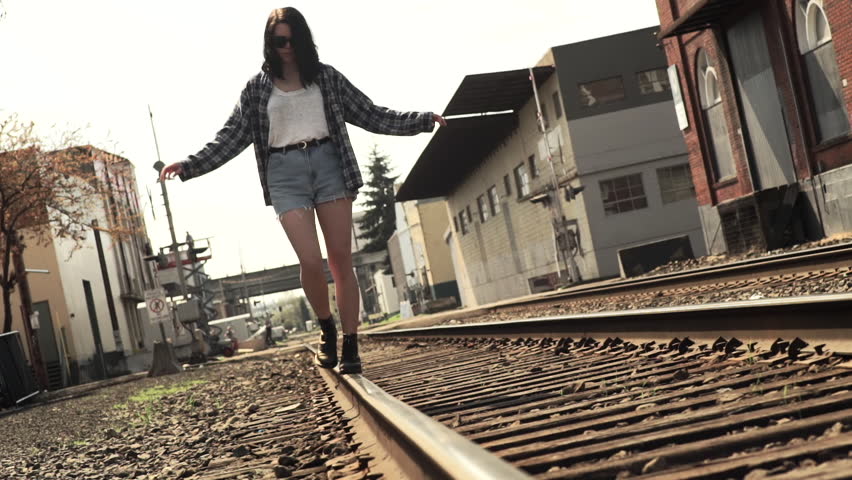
[0, 0, 661, 282]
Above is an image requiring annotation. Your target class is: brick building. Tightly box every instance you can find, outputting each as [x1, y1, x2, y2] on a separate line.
[656, 0, 852, 253]
[398, 28, 706, 307]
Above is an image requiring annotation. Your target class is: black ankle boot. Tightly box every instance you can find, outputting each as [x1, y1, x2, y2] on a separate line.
[315, 317, 338, 368]
[339, 334, 362, 374]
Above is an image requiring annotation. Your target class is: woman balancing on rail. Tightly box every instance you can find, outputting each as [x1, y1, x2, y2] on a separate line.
[159, 7, 446, 374]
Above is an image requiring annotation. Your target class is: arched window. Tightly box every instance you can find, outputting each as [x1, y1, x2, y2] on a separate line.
[795, 0, 849, 142]
[697, 49, 736, 180]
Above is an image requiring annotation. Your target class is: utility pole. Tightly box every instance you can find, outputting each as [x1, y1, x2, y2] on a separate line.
[529, 68, 580, 285]
[149, 106, 189, 301]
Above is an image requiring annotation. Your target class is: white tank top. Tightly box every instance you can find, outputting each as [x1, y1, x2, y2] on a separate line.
[267, 83, 330, 148]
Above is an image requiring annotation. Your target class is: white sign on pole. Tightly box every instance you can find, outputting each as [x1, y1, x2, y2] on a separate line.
[145, 288, 171, 324]
[668, 64, 689, 131]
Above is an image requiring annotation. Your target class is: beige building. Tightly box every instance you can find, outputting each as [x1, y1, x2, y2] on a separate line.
[388, 194, 459, 317]
[2, 147, 157, 388]
[398, 28, 706, 307]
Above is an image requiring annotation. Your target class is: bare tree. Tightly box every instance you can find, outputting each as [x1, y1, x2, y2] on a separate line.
[0, 115, 136, 333]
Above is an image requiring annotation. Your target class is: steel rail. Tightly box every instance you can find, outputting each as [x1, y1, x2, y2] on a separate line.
[512, 242, 852, 307]
[368, 293, 852, 353]
[304, 343, 531, 480]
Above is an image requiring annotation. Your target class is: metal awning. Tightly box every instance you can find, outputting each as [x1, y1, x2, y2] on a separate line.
[658, 0, 744, 39]
[442, 66, 555, 117]
[396, 113, 518, 202]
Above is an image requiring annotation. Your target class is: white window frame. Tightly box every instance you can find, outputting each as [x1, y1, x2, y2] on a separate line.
[477, 194, 489, 223]
[514, 163, 530, 198]
[487, 185, 501, 216]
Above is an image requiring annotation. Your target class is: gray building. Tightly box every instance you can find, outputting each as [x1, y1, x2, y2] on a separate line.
[397, 27, 707, 307]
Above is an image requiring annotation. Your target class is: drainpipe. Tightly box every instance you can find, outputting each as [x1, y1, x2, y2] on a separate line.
[92, 220, 122, 351]
[775, 18, 826, 237]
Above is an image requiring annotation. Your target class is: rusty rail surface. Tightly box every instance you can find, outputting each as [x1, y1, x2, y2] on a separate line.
[372, 294, 852, 353]
[508, 242, 852, 309]
[305, 343, 531, 480]
[360, 295, 852, 478]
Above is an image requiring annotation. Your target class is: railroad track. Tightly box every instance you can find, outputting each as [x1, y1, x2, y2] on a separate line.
[306, 294, 852, 479]
[492, 242, 852, 315]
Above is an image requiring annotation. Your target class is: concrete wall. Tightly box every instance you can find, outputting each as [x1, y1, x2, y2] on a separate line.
[5, 231, 71, 369]
[443, 28, 707, 301]
[445, 216, 477, 308]
[553, 26, 677, 122]
[569, 101, 688, 177]
[416, 199, 456, 288]
[569, 102, 706, 277]
[580, 153, 707, 277]
[2, 206, 138, 383]
[53, 215, 131, 374]
[446, 74, 576, 306]
[387, 232, 405, 302]
[372, 269, 399, 316]
[800, 163, 852, 237]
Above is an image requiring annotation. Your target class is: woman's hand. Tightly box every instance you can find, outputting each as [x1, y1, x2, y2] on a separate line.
[432, 113, 447, 127]
[159, 163, 184, 182]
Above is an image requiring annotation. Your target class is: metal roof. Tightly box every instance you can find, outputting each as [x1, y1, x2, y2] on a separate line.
[658, 0, 743, 39]
[442, 66, 555, 117]
[396, 113, 518, 202]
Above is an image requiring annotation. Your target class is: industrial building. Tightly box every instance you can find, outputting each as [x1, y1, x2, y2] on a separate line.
[388, 194, 459, 317]
[655, 0, 852, 253]
[2, 147, 157, 387]
[397, 27, 706, 307]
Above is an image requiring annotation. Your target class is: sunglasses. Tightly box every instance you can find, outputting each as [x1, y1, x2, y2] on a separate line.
[271, 36, 293, 48]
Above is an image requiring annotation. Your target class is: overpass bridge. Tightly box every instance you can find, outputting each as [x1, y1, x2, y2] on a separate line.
[204, 250, 387, 304]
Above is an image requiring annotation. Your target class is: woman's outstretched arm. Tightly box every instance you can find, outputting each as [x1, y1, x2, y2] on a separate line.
[333, 67, 445, 135]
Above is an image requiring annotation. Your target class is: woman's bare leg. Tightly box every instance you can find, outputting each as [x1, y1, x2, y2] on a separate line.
[316, 198, 359, 335]
[278, 209, 332, 319]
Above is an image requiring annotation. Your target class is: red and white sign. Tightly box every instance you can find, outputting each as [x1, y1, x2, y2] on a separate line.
[145, 288, 170, 324]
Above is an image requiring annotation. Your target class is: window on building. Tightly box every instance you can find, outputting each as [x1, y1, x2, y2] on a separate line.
[637, 68, 672, 95]
[513, 163, 530, 198]
[487, 185, 500, 216]
[795, 0, 850, 142]
[466, 205, 473, 225]
[578, 76, 625, 108]
[458, 210, 467, 235]
[600, 173, 648, 216]
[528, 154, 539, 178]
[552, 91, 563, 119]
[503, 174, 512, 196]
[657, 164, 696, 204]
[477, 194, 489, 223]
[453, 215, 459, 232]
[697, 49, 736, 181]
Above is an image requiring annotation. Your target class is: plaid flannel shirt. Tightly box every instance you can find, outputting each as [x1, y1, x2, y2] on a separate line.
[179, 63, 435, 205]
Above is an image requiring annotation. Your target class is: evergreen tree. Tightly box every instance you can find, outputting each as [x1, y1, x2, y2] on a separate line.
[357, 145, 398, 253]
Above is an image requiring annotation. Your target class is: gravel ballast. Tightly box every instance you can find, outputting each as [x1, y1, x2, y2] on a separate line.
[0, 349, 380, 480]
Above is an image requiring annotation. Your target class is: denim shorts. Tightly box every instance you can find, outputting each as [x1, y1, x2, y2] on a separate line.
[267, 140, 355, 216]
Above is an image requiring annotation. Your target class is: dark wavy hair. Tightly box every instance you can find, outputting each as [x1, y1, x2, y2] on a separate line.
[262, 7, 320, 85]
